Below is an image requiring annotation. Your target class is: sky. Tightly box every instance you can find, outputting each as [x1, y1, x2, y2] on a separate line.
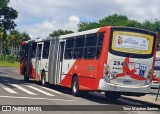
[9, 0, 160, 39]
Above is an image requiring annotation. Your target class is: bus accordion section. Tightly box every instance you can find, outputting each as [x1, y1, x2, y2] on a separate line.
[19, 26, 158, 100]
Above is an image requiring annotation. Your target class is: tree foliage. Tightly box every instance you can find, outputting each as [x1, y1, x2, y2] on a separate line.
[0, 0, 9, 9]
[49, 29, 74, 37]
[0, 4, 18, 30]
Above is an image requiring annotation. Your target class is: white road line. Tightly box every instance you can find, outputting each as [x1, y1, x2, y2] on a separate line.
[0, 84, 17, 94]
[41, 87, 63, 94]
[0, 95, 76, 101]
[26, 85, 54, 96]
[10, 84, 37, 95]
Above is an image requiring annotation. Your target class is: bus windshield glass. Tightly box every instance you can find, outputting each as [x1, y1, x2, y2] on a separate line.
[112, 31, 154, 55]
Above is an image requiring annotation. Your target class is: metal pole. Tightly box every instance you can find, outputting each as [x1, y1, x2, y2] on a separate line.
[155, 84, 160, 101]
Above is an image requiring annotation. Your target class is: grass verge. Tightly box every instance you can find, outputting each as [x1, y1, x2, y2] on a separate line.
[0, 61, 20, 68]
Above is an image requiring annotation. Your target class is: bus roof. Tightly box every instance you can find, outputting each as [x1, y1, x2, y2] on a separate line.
[59, 28, 100, 39]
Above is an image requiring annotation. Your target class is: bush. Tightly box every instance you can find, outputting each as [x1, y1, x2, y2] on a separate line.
[0, 54, 17, 62]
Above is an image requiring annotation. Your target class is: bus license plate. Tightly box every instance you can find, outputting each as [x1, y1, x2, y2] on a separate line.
[123, 80, 132, 85]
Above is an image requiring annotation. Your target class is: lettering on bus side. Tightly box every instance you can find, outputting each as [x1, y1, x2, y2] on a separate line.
[88, 66, 95, 71]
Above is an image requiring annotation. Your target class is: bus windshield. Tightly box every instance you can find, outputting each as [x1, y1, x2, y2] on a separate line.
[109, 28, 156, 58]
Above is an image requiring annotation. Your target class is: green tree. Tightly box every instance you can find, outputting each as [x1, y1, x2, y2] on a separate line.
[0, 26, 4, 56]
[49, 29, 74, 37]
[0, 0, 9, 9]
[78, 22, 100, 32]
[0, 0, 18, 56]
[7, 30, 30, 56]
[99, 14, 129, 26]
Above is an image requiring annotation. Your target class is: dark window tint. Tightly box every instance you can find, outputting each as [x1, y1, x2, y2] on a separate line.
[66, 38, 74, 48]
[42, 41, 50, 59]
[85, 34, 97, 46]
[96, 47, 102, 59]
[98, 33, 104, 46]
[64, 49, 73, 59]
[31, 43, 37, 58]
[37, 44, 42, 58]
[75, 36, 85, 47]
[73, 48, 83, 58]
[24, 44, 29, 57]
[84, 47, 96, 59]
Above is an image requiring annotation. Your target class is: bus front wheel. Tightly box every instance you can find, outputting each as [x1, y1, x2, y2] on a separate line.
[72, 76, 80, 96]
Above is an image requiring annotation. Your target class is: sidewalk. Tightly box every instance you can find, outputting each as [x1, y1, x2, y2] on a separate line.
[122, 94, 160, 106]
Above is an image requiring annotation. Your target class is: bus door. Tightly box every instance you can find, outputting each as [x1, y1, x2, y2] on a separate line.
[57, 40, 65, 84]
[48, 39, 65, 85]
[35, 42, 43, 79]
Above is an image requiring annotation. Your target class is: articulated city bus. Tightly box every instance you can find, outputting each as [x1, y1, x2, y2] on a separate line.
[20, 26, 158, 100]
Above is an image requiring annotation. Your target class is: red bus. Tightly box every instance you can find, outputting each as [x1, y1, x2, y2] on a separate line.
[20, 26, 158, 100]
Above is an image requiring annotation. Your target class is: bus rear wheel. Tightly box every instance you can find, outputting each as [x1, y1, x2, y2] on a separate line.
[24, 70, 29, 81]
[105, 91, 121, 100]
[72, 76, 80, 96]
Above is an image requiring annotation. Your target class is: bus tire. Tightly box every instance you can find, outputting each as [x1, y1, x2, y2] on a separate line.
[72, 76, 80, 96]
[24, 70, 29, 81]
[105, 91, 120, 100]
[41, 71, 46, 87]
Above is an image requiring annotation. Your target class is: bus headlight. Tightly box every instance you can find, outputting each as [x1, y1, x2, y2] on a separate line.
[145, 69, 153, 84]
[103, 64, 110, 83]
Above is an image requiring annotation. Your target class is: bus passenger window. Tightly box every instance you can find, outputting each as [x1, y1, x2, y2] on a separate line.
[31, 43, 37, 58]
[75, 36, 85, 47]
[96, 47, 102, 59]
[64, 49, 73, 59]
[84, 48, 96, 59]
[42, 41, 50, 59]
[86, 34, 97, 46]
[66, 38, 74, 48]
[98, 33, 104, 46]
[73, 48, 83, 59]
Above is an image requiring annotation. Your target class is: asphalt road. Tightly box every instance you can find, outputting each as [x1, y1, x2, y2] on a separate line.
[0, 67, 159, 114]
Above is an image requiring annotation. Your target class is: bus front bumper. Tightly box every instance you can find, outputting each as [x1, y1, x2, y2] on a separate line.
[98, 79, 151, 94]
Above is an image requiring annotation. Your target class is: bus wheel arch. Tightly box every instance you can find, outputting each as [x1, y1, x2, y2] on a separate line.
[41, 69, 46, 87]
[71, 74, 80, 96]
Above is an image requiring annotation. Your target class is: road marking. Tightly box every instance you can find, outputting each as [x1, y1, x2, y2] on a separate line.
[10, 84, 37, 95]
[0, 95, 76, 102]
[41, 87, 63, 94]
[26, 85, 54, 96]
[0, 84, 17, 94]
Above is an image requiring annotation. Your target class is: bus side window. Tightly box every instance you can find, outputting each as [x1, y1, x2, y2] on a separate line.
[42, 41, 50, 59]
[73, 36, 85, 59]
[64, 38, 74, 59]
[84, 34, 97, 59]
[96, 32, 104, 59]
[31, 42, 37, 58]
[84, 47, 96, 59]
[73, 48, 83, 59]
[24, 44, 28, 57]
[64, 49, 73, 59]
